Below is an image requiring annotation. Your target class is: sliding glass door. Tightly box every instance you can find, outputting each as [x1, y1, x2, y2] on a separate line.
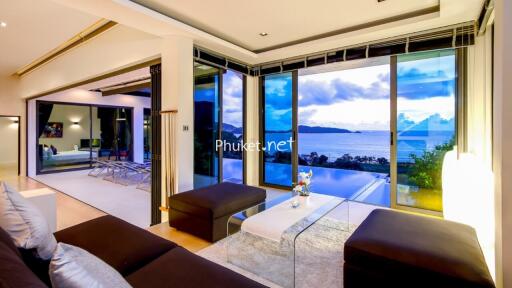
[394, 50, 456, 211]
[37, 102, 93, 173]
[194, 63, 221, 188]
[193, 62, 246, 188]
[36, 102, 135, 174]
[261, 72, 297, 187]
[222, 70, 245, 184]
[260, 49, 458, 213]
[297, 62, 390, 206]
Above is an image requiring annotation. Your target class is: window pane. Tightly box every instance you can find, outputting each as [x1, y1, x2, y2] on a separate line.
[222, 70, 244, 183]
[96, 107, 133, 162]
[263, 72, 293, 187]
[298, 62, 391, 207]
[38, 103, 92, 172]
[194, 63, 220, 188]
[396, 50, 456, 211]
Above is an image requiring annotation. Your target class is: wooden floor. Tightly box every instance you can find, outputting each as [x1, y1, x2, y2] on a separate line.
[0, 172, 211, 252]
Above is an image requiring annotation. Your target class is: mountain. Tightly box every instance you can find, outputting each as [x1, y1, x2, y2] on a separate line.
[398, 113, 455, 135]
[222, 123, 355, 134]
[222, 123, 243, 134]
[298, 125, 353, 133]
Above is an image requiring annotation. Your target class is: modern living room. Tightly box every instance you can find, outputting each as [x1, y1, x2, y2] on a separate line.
[0, 0, 510, 288]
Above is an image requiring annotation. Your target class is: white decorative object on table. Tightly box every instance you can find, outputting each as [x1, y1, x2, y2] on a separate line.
[293, 169, 313, 197]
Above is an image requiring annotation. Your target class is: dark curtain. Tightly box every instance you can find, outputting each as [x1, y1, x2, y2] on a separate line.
[38, 103, 53, 137]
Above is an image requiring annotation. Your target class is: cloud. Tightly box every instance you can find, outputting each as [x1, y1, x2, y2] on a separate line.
[298, 73, 390, 107]
[397, 68, 455, 99]
[222, 70, 244, 127]
[264, 75, 293, 110]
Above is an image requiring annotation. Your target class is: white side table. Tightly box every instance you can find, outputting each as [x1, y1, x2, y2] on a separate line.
[20, 188, 57, 232]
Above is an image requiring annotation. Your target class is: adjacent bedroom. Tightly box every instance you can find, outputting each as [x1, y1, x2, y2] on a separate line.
[27, 67, 154, 228]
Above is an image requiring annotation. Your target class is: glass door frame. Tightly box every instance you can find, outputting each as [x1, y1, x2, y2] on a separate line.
[193, 60, 248, 186]
[258, 70, 298, 190]
[35, 100, 135, 175]
[258, 49, 463, 216]
[390, 48, 463, 216]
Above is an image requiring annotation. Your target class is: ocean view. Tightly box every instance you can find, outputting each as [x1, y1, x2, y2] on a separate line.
[264, 130, 454, 162]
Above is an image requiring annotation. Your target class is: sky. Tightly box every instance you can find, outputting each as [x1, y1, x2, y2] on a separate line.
[295, 54, 456, 131]
[198, 53, 456, 132]
[194, 69, 244, 127]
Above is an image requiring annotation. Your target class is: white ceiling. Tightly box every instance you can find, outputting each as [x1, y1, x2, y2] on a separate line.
[50, 0, 484, 65]
[0, 0, 100, 76]
[132, 0, 439, 52]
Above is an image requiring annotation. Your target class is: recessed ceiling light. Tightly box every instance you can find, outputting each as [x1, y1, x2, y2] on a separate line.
[259, 32, 268, 37]
[0, 22, 6, 28]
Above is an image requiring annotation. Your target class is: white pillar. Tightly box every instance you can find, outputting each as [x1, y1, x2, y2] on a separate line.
[245, 76, 260, 186]
[493, 1, 512, 287]
[161, 35, 194, 199]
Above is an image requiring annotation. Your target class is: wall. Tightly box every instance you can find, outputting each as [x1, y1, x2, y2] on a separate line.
[0, 76, 25, 175]
[27, 88, 150, 176]
[459, 25, 495, 279]
[493, 0, 512, 287]
[0, 117, 19, 166]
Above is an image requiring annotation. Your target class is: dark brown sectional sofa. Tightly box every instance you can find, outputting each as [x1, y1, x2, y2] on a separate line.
[0, 215, 266, 288]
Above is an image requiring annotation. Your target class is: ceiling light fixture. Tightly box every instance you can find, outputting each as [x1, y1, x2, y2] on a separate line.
[259, 32, 268, 37]
[0, 22, 7, 28]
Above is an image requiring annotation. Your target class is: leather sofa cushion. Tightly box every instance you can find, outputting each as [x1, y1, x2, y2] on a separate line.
[344, 209, 495, 288]
[54, 215, 177, 276]
[0, 227, 47, 288]
[126, 246, 267, 288]
[169, 182, 266, 219]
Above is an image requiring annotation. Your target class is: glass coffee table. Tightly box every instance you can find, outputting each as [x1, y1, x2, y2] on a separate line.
[226, 192, 349, 288]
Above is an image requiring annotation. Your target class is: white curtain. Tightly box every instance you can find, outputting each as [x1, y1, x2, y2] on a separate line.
[162, 111, 177, 209]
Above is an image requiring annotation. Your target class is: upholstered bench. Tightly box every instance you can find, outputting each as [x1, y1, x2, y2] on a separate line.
[169, 182, 266, 242]
[344, 209, 495, 288]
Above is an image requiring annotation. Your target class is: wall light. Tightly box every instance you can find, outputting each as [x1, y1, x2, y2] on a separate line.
[0, 22, 6, 28]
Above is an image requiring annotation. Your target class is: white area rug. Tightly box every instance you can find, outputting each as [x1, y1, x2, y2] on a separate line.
[34, 170, 150, 227]
[197, 219, 358, 288]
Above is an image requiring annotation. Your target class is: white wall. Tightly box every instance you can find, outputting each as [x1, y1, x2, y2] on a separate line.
[456, 26, 495, 279]
[0, 117, 19, 166]
[27, 88, 150, 176]
[0, 76, 25, 175]
[493, 0, 512, 287]
[161, 36, 194, 197]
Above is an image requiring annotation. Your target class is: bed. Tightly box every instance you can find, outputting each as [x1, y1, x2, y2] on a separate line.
[43, 150, 98, 166]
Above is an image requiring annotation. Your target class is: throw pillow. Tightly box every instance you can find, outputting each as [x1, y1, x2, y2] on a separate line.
[0, 182, 57, 259]
[50, 243, 132, 288]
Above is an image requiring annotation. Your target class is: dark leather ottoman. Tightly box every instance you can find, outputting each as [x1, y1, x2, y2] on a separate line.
[344, 209, 495, 288]
[169, 182, 266, 242]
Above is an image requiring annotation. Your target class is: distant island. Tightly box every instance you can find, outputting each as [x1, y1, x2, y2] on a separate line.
[223, 123, 359, 134]
[298, 125, 358, 133]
